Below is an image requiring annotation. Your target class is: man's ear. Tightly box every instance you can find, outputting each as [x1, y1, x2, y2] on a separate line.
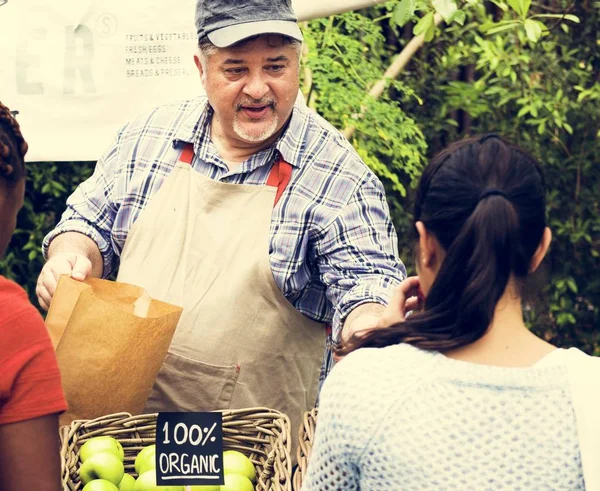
[530, 227, 552, 273]
[194, 54, 205, 87]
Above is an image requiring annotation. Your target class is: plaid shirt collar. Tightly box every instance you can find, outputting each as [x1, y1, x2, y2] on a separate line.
[172, 97, 307, 170]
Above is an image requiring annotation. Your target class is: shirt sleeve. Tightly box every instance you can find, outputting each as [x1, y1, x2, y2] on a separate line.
[42, 130, 123, 278]
[315, 173, 406, 342]
[0, 278, 68, 425]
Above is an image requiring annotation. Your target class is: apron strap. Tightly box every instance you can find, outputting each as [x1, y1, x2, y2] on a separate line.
[179, 143, 195, 165]
[179, 144, 292, 207]
[266, 157, 292, 207]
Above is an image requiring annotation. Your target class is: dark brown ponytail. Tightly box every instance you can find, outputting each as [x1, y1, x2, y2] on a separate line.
[338, 135, 546, 354]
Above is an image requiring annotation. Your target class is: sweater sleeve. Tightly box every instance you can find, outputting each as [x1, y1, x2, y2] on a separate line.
[0, 277, 68, 425]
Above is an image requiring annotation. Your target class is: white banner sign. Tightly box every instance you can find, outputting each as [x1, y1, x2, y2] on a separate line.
[0, 0, 390, 162]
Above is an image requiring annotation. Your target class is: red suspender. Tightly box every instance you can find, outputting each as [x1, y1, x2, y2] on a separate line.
[179, 144, 291, 206]
[179, 143, 195, 165]
[266, 158, 292, 207]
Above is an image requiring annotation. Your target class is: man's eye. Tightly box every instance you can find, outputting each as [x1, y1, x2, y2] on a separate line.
[226, 68, 246, 75]
[267, 65, 284, 72]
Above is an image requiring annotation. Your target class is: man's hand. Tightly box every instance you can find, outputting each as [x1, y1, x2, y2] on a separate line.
[36, 253, 92, 311]
[336, 277, 423, 360]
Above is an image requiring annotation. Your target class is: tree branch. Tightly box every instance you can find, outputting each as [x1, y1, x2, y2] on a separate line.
[342, 13, 444, 140]
[300, 25, 315, 108]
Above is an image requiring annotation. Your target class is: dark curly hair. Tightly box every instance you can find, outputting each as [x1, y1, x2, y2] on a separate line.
[0, 102, 28, 184]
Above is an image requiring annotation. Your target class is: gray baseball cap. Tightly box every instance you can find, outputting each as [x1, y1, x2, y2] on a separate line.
[195, 0, 303, 48]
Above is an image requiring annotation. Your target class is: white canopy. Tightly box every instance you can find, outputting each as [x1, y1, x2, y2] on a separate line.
[0, 0, 390, 162]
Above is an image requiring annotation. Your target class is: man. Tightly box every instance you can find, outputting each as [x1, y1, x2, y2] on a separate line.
[36, 0, 405, 435]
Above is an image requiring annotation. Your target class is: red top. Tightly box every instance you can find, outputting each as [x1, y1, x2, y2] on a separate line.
[0, 276, 67, 425]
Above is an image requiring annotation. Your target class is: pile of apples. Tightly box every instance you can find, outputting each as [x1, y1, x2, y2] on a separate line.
[78, 436, 256, 491]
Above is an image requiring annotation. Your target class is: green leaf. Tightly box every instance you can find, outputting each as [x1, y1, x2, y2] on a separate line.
[524, 19, 543, 42]
[452, 9, 466, 25]
[567, 278, 578, 294]
[517, 105, 530, 118]
[432, 0, 458, 23]
[413, 12, 434, 37]
[488, 0, 509, 11]
[424, 23, 436, 41]
[484, 22, 521, 35]
[507, 0, 524, 17]
[531, 14, 580, 23]
[537, 120, 546, 135]
[394, 0, 415, 27]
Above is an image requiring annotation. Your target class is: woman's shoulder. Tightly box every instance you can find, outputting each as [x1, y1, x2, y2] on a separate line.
[335, 343, 438, 376]
[0, 275, 48, 351]
[321, 344, 438, 407]
[0, 275, 29, 301]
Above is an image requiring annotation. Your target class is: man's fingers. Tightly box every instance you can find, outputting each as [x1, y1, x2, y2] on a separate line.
[36, 285, 52, 311]
[48, 259, 74, 285]
[35, 254, 92, 311]
[71, 254, 92, 281]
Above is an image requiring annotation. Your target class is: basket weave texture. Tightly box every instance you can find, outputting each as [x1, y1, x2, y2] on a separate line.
[60, 408, 292, 490]
[292, 408, 318, 491]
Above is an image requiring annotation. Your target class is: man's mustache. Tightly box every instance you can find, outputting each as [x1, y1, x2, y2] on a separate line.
[236, 99, 276, 111]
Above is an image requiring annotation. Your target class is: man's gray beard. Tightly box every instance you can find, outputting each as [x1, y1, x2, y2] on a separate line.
[233, 112, 280, 143]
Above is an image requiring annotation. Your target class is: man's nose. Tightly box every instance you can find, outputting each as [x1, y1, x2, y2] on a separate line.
[242, 71, 269, 100]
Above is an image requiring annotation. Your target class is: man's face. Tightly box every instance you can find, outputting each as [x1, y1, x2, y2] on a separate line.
[196, 35, 300, 145]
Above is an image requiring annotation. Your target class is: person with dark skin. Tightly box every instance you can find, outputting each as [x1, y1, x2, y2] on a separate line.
[0, 101, 66, 491]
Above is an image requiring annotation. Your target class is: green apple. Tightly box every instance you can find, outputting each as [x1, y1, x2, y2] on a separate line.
[82, 480, 119, 491]
[132, 470, 183, 491]
[134, 445, 156, 475]
[79, 452, 125, 486]
[220, 473, 254, 491]
[138, 455, 156, 475]
[80, 436, 125, 463]
[223, 451, 256, 482]
[189, 485, 220, 490]
[119, 473, 136, 491]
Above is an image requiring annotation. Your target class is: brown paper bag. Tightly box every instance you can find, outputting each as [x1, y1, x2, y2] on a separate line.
[45, 276, 182, 425]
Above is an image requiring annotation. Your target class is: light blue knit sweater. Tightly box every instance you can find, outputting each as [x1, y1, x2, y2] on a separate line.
[302, 344, 584, 490]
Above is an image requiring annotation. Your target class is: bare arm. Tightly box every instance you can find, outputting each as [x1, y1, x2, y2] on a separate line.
[0, 414, 62, 491]
[46, 231, 104, 277]
[340, 303, 385, 344]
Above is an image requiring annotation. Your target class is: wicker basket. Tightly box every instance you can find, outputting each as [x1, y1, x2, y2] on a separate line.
[60, 408, 292, 491]
[292, 408, 318, 491]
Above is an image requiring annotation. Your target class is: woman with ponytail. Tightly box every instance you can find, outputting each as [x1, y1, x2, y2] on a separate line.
[302, 135, 599, 490]
[0, 102, 66, 490]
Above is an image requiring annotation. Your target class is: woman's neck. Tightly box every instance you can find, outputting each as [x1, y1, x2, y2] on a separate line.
[444, 282, 556, 367]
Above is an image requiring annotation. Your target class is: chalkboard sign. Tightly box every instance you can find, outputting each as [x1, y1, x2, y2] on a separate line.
[156, 412, 225, 486]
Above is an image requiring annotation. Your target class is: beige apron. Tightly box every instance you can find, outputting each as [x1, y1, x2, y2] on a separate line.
[117, 143, 325, 445]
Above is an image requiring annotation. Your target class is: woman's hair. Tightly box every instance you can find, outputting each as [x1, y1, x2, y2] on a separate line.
[339, 134, 547, 355]
[0, 102, 28, 184]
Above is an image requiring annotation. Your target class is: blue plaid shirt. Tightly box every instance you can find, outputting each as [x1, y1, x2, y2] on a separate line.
[43, 97, 405, 382]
